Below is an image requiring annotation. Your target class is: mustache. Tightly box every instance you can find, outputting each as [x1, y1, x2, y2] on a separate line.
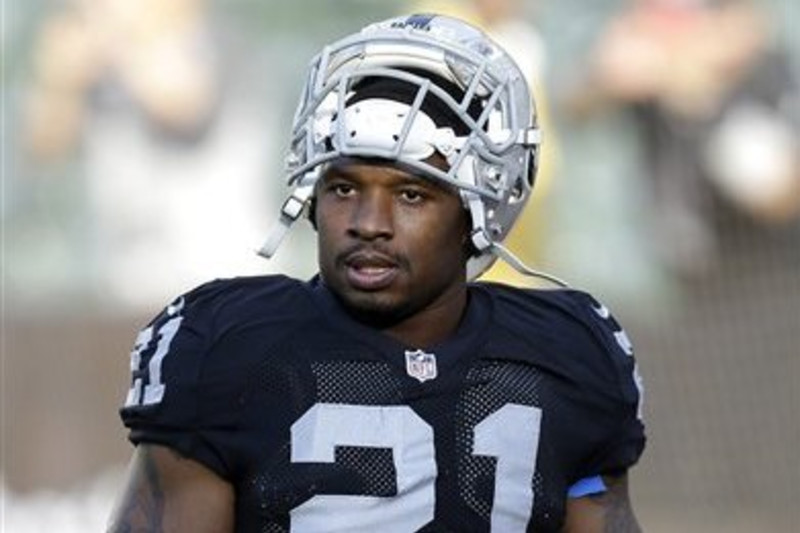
[335, 244, 410, 270]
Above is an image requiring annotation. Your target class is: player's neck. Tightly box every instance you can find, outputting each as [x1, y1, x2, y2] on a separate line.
[381, 285, 469, 349]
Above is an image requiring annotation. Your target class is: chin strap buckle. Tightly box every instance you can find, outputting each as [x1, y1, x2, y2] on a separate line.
[519, 127, 542, 147]
[257, 178, 316, 259]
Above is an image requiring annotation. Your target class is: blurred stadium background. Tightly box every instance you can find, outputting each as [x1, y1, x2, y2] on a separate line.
[2, 0, 798, 531]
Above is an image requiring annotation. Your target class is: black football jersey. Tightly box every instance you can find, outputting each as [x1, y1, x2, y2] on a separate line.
[120, 275, 645, 532]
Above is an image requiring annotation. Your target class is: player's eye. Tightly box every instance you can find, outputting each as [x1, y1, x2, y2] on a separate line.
[329, 182, 356, 198]
[399, 188, 426, 204]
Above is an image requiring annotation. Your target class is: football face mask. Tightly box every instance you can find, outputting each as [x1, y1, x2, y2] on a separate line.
[259, 14, 543, 280]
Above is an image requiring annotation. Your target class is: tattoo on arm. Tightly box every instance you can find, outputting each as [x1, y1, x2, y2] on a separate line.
[110, 448, 165, 533]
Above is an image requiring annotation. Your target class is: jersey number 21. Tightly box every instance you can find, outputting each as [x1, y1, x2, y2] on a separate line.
[291, 403, 542, 533]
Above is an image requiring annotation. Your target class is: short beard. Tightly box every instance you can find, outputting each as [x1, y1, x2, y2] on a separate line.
[331, 289, 416, 329]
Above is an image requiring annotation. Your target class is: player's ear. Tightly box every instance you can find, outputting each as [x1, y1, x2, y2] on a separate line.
[307, 196, 318, 231]
[462, 209, 478, 260]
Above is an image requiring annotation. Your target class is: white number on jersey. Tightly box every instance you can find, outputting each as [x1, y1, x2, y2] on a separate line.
[125, 299, 184, 407]
[290, 402, 543, 532]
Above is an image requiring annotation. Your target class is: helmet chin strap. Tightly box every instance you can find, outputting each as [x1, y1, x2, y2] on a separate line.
[257, 173, 316, 259]
[459, 155, 568, 287]
[489, 242, 569, 287]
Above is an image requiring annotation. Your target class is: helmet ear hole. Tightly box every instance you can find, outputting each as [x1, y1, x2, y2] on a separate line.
[510, 174, 528, 203]
[526, 151, 537, 187]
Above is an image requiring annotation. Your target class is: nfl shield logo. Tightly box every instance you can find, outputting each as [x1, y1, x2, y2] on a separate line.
[405, 349, 438, 383]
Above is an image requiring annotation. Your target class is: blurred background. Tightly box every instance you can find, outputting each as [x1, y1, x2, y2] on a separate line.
[2, 0, 798, 530]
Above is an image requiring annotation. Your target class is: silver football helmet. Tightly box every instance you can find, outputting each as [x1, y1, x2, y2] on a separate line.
[259, 13, 562, 283]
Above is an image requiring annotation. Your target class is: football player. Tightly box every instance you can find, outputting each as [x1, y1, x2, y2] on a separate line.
[108, 14, 645, 532]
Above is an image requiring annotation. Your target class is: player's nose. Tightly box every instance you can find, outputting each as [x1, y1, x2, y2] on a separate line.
[348, 188, 394, 241]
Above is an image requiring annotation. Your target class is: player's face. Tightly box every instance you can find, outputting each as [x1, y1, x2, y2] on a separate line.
[315, 157, 469, 324]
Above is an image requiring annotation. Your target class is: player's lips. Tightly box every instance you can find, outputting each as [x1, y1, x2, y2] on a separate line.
[343, 251, 400, 290]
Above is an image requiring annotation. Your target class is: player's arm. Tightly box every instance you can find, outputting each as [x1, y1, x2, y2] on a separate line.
[562, 473, 642, 533]
[107, 443, 235, 533]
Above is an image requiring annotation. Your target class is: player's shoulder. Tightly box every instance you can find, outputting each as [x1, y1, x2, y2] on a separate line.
[169, 274, 315, 328]
[475, 281, 634, 359]
[179, 273, 310, 310]
[133, 274, 318, 370]
[122, 274, 317, 413]
[476, 281, 642, 410]
[477, 281, 617, 323]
